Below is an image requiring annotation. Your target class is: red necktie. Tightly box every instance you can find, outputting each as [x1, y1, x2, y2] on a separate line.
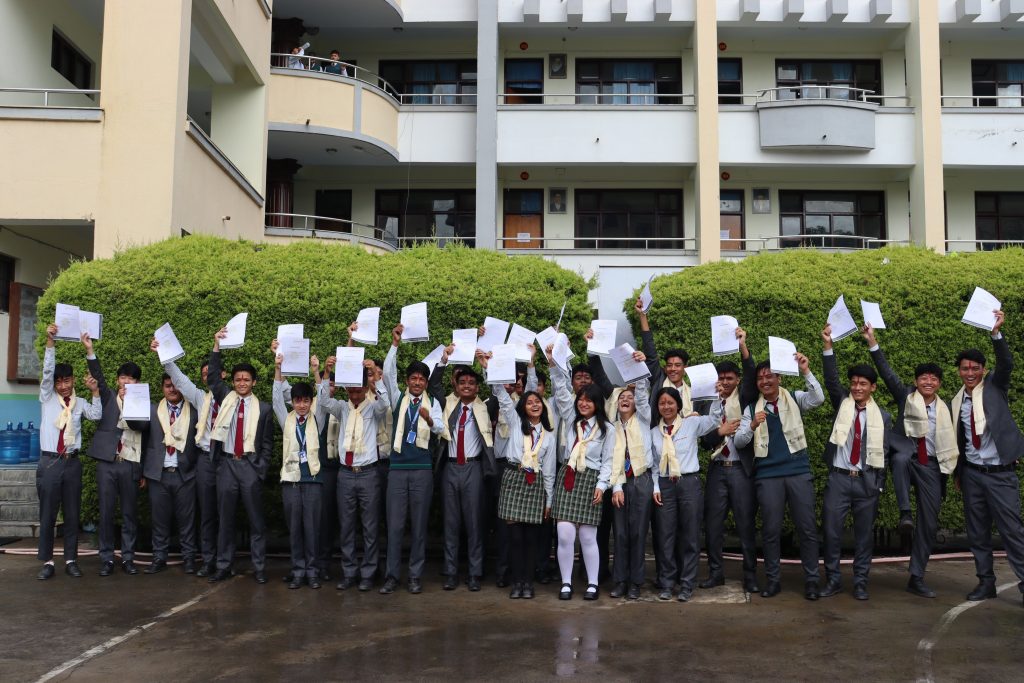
[166, 405, 177, 456]
[917, 437, 928, 465]
[850, 408, 863, 466]
[525, 428, 538, 485]
[456, 406, 469, 465]
[969, 405, 981, 450]
[56, 397, 70, 454]
[211, 399, 219, 425]
[234, 398, 245, 458]
[720, 403, 730, 457]
[564, 423, 590, 491]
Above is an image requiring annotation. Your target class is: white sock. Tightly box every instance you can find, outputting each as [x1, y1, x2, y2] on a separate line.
[556, 521, 577, 588]
[44, 561, 54, 566]
[578, 524, 600, 587]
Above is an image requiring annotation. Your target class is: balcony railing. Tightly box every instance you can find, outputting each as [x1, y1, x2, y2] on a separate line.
[497, 236, 696, 251]
[0, 87, 101, 107]
[265, 213, 398, 251]
[940, 95, 1024, 107]
[724, 89, 910, 107]
[946, 239, 1024, 251]
[764, 235, 909, 250]
[497, 92, 694, 106]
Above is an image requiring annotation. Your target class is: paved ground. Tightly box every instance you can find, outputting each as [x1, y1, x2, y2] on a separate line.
[1, 543, 1022, 682]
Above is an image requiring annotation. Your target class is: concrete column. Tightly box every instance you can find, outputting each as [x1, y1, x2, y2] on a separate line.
[474, 0, 498, 250]
[211, 80, 266, 186]
[693, 0, 720, 263]
[906, 0, 945, 252]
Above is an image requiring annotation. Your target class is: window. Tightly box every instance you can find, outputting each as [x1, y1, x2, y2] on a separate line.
[51, 28, 93, 90]
[775, 60, 881, 103]
[719, 59, 743, 105]
[971, 61, 1024, 107]
[720, 190, 744, 250]
[504, 59, 544, 104]
[375, 190, 476, 245]
[576, 59, 682, 105]
[503, 190, 544, 248]
[779, 190, 885, 248]
[314, 190, 353, 232]
[975, 192, 1024, 248]
[575, 190, 684, 249]
[378, 60, 477, 104]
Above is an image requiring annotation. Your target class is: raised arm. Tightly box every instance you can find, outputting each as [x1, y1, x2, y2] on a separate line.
[868, 343, 909, 405]
[550, 358, 576, 423]
[795, 355, 825, 412]
[82, 373, 103, 420]
[207, 328, 231, 403]
[634, 376, 651, 426]
[490, 381, 520, 431]
[271, 380, 289, 429]
[738, 327, 759, 408]
[821, 324, 847, 411]
[690, 398, 725, 437]
[990, 311, 1012, 392]
[382, 326, 402, 401]
[733, 406, 756, 449]
[40, 327, 57, 403]
[427, 347, 447, 405]
[596, 424, 614, 492]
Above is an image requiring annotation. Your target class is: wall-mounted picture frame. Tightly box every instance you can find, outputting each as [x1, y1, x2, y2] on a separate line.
[752, 188, 771, 214]
[548, 188, 567, 214]
[549, 53, 567, 79]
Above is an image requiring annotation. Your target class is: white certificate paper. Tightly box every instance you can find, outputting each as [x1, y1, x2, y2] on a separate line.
[122, 384, 151, 421]
[586, 319, 617, 357]
[334, 346, 365, 388]
[610, 343, 651, 384]
[400, 302, 429, 342]
[449, 329, 478, 364]
[54, 303, 81, 341]
[535, 326, 558, 355]
[221, 312, 248, 349]
[507, 324, 536, 363]
[487, 344, 517, 385]
[477, 317, 510, 353]
[79, 311, 103, 340]
[552, 333, 575, 374]
[685, 363, 719, 401]
[860, 300, 886, 329]
[710, 315, 739, 356]
[962, 287, 1001, 331]
[352, 307, 380, 345]
[421, 344, 446, 371]
[768, 336, 800, 376]
[827, 295, 858, 342]
[279, 338, 310, 377]
[154, 323, 185, 364]
[277, 324, 304, 342]
[639, 276, 654, 313]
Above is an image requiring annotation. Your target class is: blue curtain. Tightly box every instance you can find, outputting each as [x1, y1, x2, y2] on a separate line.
[506, 61, 542, 81]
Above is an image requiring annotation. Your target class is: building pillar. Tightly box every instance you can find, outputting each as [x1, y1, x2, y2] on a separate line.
[474, 0, 498, 250]
[693, 0, 721, 263]
[265, 158, 301, 228]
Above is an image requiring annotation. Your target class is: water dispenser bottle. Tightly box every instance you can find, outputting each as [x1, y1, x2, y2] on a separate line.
[15, 422, 30, 463]
[0, 422, 18, 465]
[27, 421, 40, 462]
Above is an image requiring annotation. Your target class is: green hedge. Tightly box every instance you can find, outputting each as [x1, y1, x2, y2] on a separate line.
[38, 236, 593, 533]
[627, 246, 1024, 533]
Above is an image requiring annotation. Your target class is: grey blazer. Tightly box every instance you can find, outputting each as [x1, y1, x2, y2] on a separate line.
[206, 351, 275, 480]
[868, 346, 920, 457]
[428, 366, 497, 476]
[699, 352, 759, 477]
[85, 356, 124, 463]
[139, 402, 199, 482]
[822, 351, 894, 475]
[954, 335, 1024, 468]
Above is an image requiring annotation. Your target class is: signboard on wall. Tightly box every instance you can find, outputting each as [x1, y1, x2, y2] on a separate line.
[7, 282, 42, 383]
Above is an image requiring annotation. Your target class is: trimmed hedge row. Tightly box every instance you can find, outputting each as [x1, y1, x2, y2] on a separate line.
[626, 246, 1024, 533]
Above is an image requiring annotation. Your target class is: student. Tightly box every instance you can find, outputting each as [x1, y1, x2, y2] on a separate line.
[380, 323, 445, 594]
[85, 336, 146, 577]
[651, 387, 727, 602]
[548, 345, 614, 601]
[636, 301, 692, 413]
[820, 324, 893, 601]
[734, 351, 825, 600]
[865, 324, 958, 598]
[206, 326, 275, 584]
[952, 310, 1024, 606]
[156, 340, 221, 578]
[272, 348, 328, 589]
[698, 329, 760, 593]
[371, 357, 392, 578]
[36, 325, 102, 580]
[315, 368, 340, 582]
[429, 347, 495, 592]
[532, 368, 561, 585]
[323, 50, 349, 76]
[139, 372, 200, 575]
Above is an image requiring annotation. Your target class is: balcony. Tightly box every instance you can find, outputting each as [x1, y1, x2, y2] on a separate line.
[264, 213, 398, 253]
[941, 95, 1024, 169]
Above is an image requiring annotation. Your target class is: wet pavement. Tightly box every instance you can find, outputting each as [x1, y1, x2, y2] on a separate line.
[1, 544, 1022, 682]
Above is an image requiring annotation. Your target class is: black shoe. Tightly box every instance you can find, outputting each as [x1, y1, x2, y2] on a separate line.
[282, 574, 292, 583]
[609, 582, 627, 598]
[804, 581, 820, 601]
[522, 583, 535, 599]
[122, 560, 139, 576]
[760, 581, 781, 598]
[197, 562, 215, 578]
[37, 564, 55, 580]
[467, 576, 481, 592]
[852, 583, 869, 601]
[443, 575, 458, 591]
[698, 574, 724, 589]
[408, 579, 423, 594]
[627, 585, 641, 600]
[898, 511, 915, 535]
[337, 577, 357, 591]
[379, 576, 398, 594]
[966, 581, 996, 601]
[144, 558, 168, 575]
[657, 588, 673, 601]
[509, 582, 523, 599]
[559, 583, 573, 600]
[65, 561, 82, 578]
[288, 576, 303, 589]
[182, 558, 196, 575]
[677, 588, 693, 603]
[209, 568, 232, 583]
[308, 577, 322, 590]
[98, 560, 113, 576]
[819, 580, 843, 598]
[358, 578, 373, 592]
[254, 570, 268, 584]
[583, 584, 599, 601]
[743, 578, 760, 594]
[907, 575, 936, 598]
[495, 574, 509, 588]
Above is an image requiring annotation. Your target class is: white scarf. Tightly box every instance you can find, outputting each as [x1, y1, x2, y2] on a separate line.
[343, 396, 371, 456]
[209, 391, 260, 454]
[829, 397, 885, 468]
[53, 395, 79, 451]
[157, 399, 191, 453]
[709, 389, 742, 459]
[952, 379, 987, 444]
[657, 416, 682, 477]
[752, 390, 807, 459]
[281, 411, 320, 481]
[904, 391, 959, 475]
[393, 391, 432, 452]
[610, 411, 647, 485]
[522, 424, 545, 472]
[567, 419, 598, 472]
[195, 391, 215, 443]
[443, 395, 494, 448]
[115, 396, 143, 463]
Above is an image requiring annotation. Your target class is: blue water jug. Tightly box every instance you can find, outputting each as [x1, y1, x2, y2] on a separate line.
[27, 421, 40, 462]
[15, 422, 30, 463]
[0, 422, 19, 465]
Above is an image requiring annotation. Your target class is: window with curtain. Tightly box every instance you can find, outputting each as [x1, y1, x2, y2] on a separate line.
[574, 190, 684, 249]
[375, 190, 476, 245]
[975, 192, 1024, 248]
[972, 61, 1024, 107]
[576, 59, 682, 105]
[778, 190, 886, 248]
[718, 59, 743, 104]
[378, 60, 477, 104]
[775, 60, 881, 104]
[504, 59, 544, 104]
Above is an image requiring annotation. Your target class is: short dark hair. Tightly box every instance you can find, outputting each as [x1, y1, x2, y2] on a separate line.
[847, 364, 878, 384]
[291, 382, 315, 401]
[515, 362, 528, 378]
[330, 49, 340, 56]
[200, 361, 210, 373]
[372, 358, 383, 370]
[116, 362, 142, 380]
[54, 363, 74, 380]
[754, 360, 775, 376]
[570, 363, 593, 380]
[534, 369, 549, 387]
[231, 363, 258, 381]
[955, 349, 986, 368]
[664, 348, 689, 365]
[914, 363, 944, 381]
[516, 391, 552, 434]
[716, 360, 741, 376]
[406, 361, 430, 381]
[453, 365, 481, 385]
[162, 372, 172, 383]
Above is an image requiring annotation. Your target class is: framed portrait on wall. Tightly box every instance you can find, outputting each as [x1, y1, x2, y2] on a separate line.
[549, 54, 567, 79]
[548, 188, 568, 214]
[752, 188, 771, 214]
[7, 282, 43, 383]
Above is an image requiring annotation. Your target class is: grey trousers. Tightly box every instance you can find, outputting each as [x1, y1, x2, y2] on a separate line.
[484, 464, 509, 579]
[97, 458, 140, 563]
[318, 464, 339, 574]
[444, 458, 485, 577]
[655, 474, 703, 591]
[891, 448, 913, 512]
[907, 458, 943, 578]
[386, 469, 433, 581]
[282, 482, 321, 579]
[149, 469, 197, 561]
[216, 457, 266, 571]
[339, 467, 381, 580]
[195, 450, 218, 566]
[822, 469, 881, 584]
[961, 466, 1024, 591]
[612, 471, 653, 586]
[36, 453, 82, 562]
[756, 472, 820, 584]
[704, 462, 758, 581]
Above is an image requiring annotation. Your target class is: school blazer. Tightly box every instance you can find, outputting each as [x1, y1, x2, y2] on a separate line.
[206, 351, 275, 480]
[822, 352, 894, 473]
[138, 402, 199, 482]
[699, 353, 759, 477]
[85, 356, 125, 463]
[953, 335, 1024, 468]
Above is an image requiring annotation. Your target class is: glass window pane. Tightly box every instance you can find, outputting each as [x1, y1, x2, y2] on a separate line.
[976, 216, 998, 240]
[833, 215, 855, 236]
[781, 215, 803, 235]
[806, 196, 856, 214]
[577, 214, 600, 238]
[576, 192, 598, 211]
[1001, 217, 1024, 241]
[859, 193, 882, 213]
[805, 215, 830, 234]
[577, 61, 599, 79]
[718, 60, 741, 81]
[658, 215, 682, 238]
[860, 215, 882, 238]
[779, 192, 803, 213]
[998, 193, 1024, 214]
[975, 194, 997, 213]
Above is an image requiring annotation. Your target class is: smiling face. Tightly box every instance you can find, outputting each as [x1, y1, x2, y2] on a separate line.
[406, 372, 427, 396]
[524, 394, 544, 421]
[665, 355, 686, 385]
[54, 375, 75, 399]
[292, 396, 312, 417]
[718, 371, 739, 398]
[117, 374, 138, 390]
[571, 371, 592, 393]
[657, 393, 679, 423]
[576, 393, 596, 419]
[456, 374, 479, 402]
[958, 359, 986, 392]
[756, 367, 781, 401]
[848, 375, 876, 406]
[914, 373, 941, 401]
[232, 370, 254, 397]
[617, 388, 636, 419]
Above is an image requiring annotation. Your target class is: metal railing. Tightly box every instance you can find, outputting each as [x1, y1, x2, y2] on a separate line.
[723, 88, 910, 107]
[497, 92, 695, 106]
[946, 239, 1024, 251]
[497, 236, 697, 250]
[394, 235, 478, 248]
[264, 213, 398, 250]
[940, 94, 1024, 107]
[0, 87, 100, 107]
[761, 235, 909, 250]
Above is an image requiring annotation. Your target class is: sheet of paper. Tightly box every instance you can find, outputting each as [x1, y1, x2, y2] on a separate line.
[334, 346, 365, 388]
[860, 300, 886, 329]
[421, 344, 446, 371]
[555, 301, 567, 330]
[639, 276, 654, 313]
[477, 317, 510, 353]
[54, 303, 81, 341]
[449, 329, 478, 364]
[279, 338, 310, 377]
[487, 344, 517, 385]
[220, 312, 248, 349]
[961, 286, 1001, 331]
[685, 363, 719, 401]
[352, 307, 380, 345]
[122, 383, 151, 421]
[400, 302, 429, 342]
[552, 333, 574, 374]
[277, 324, 304, 342]
[586, 319, 617, 357]
[154, 323, 185, 364]
[710, 315, 739, 356]
[535, 326, 558, 355]
[768, 336, 800, 376]
[79, 311, 103, 340]
[507, 324, 536, 363]
[610, 343, 651, 384]
[827, 295, 858, 342]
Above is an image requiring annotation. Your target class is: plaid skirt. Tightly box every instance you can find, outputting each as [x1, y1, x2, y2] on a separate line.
[498, 467, 546, 525]
[551, 465, 602, 527]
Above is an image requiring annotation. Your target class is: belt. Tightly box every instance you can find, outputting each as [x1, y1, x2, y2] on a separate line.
[965, 460, 1017, 473]
[340, 463, 374, 473]
[163, 467, 178, 473]
[449, 457, 480, 464]
[43, 450, 78, 459]
[831, 465, 865, 477]
[713, 459, 738, 468]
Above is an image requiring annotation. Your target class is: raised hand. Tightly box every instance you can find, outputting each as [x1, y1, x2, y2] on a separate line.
[993, 309, 1005, 334]
[46, 324, 58, 348]
[392, 324, 404, 347]
[861, 323, 877, 347]
[795, 352, 810, 374]
[80, 332, 93, 355]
